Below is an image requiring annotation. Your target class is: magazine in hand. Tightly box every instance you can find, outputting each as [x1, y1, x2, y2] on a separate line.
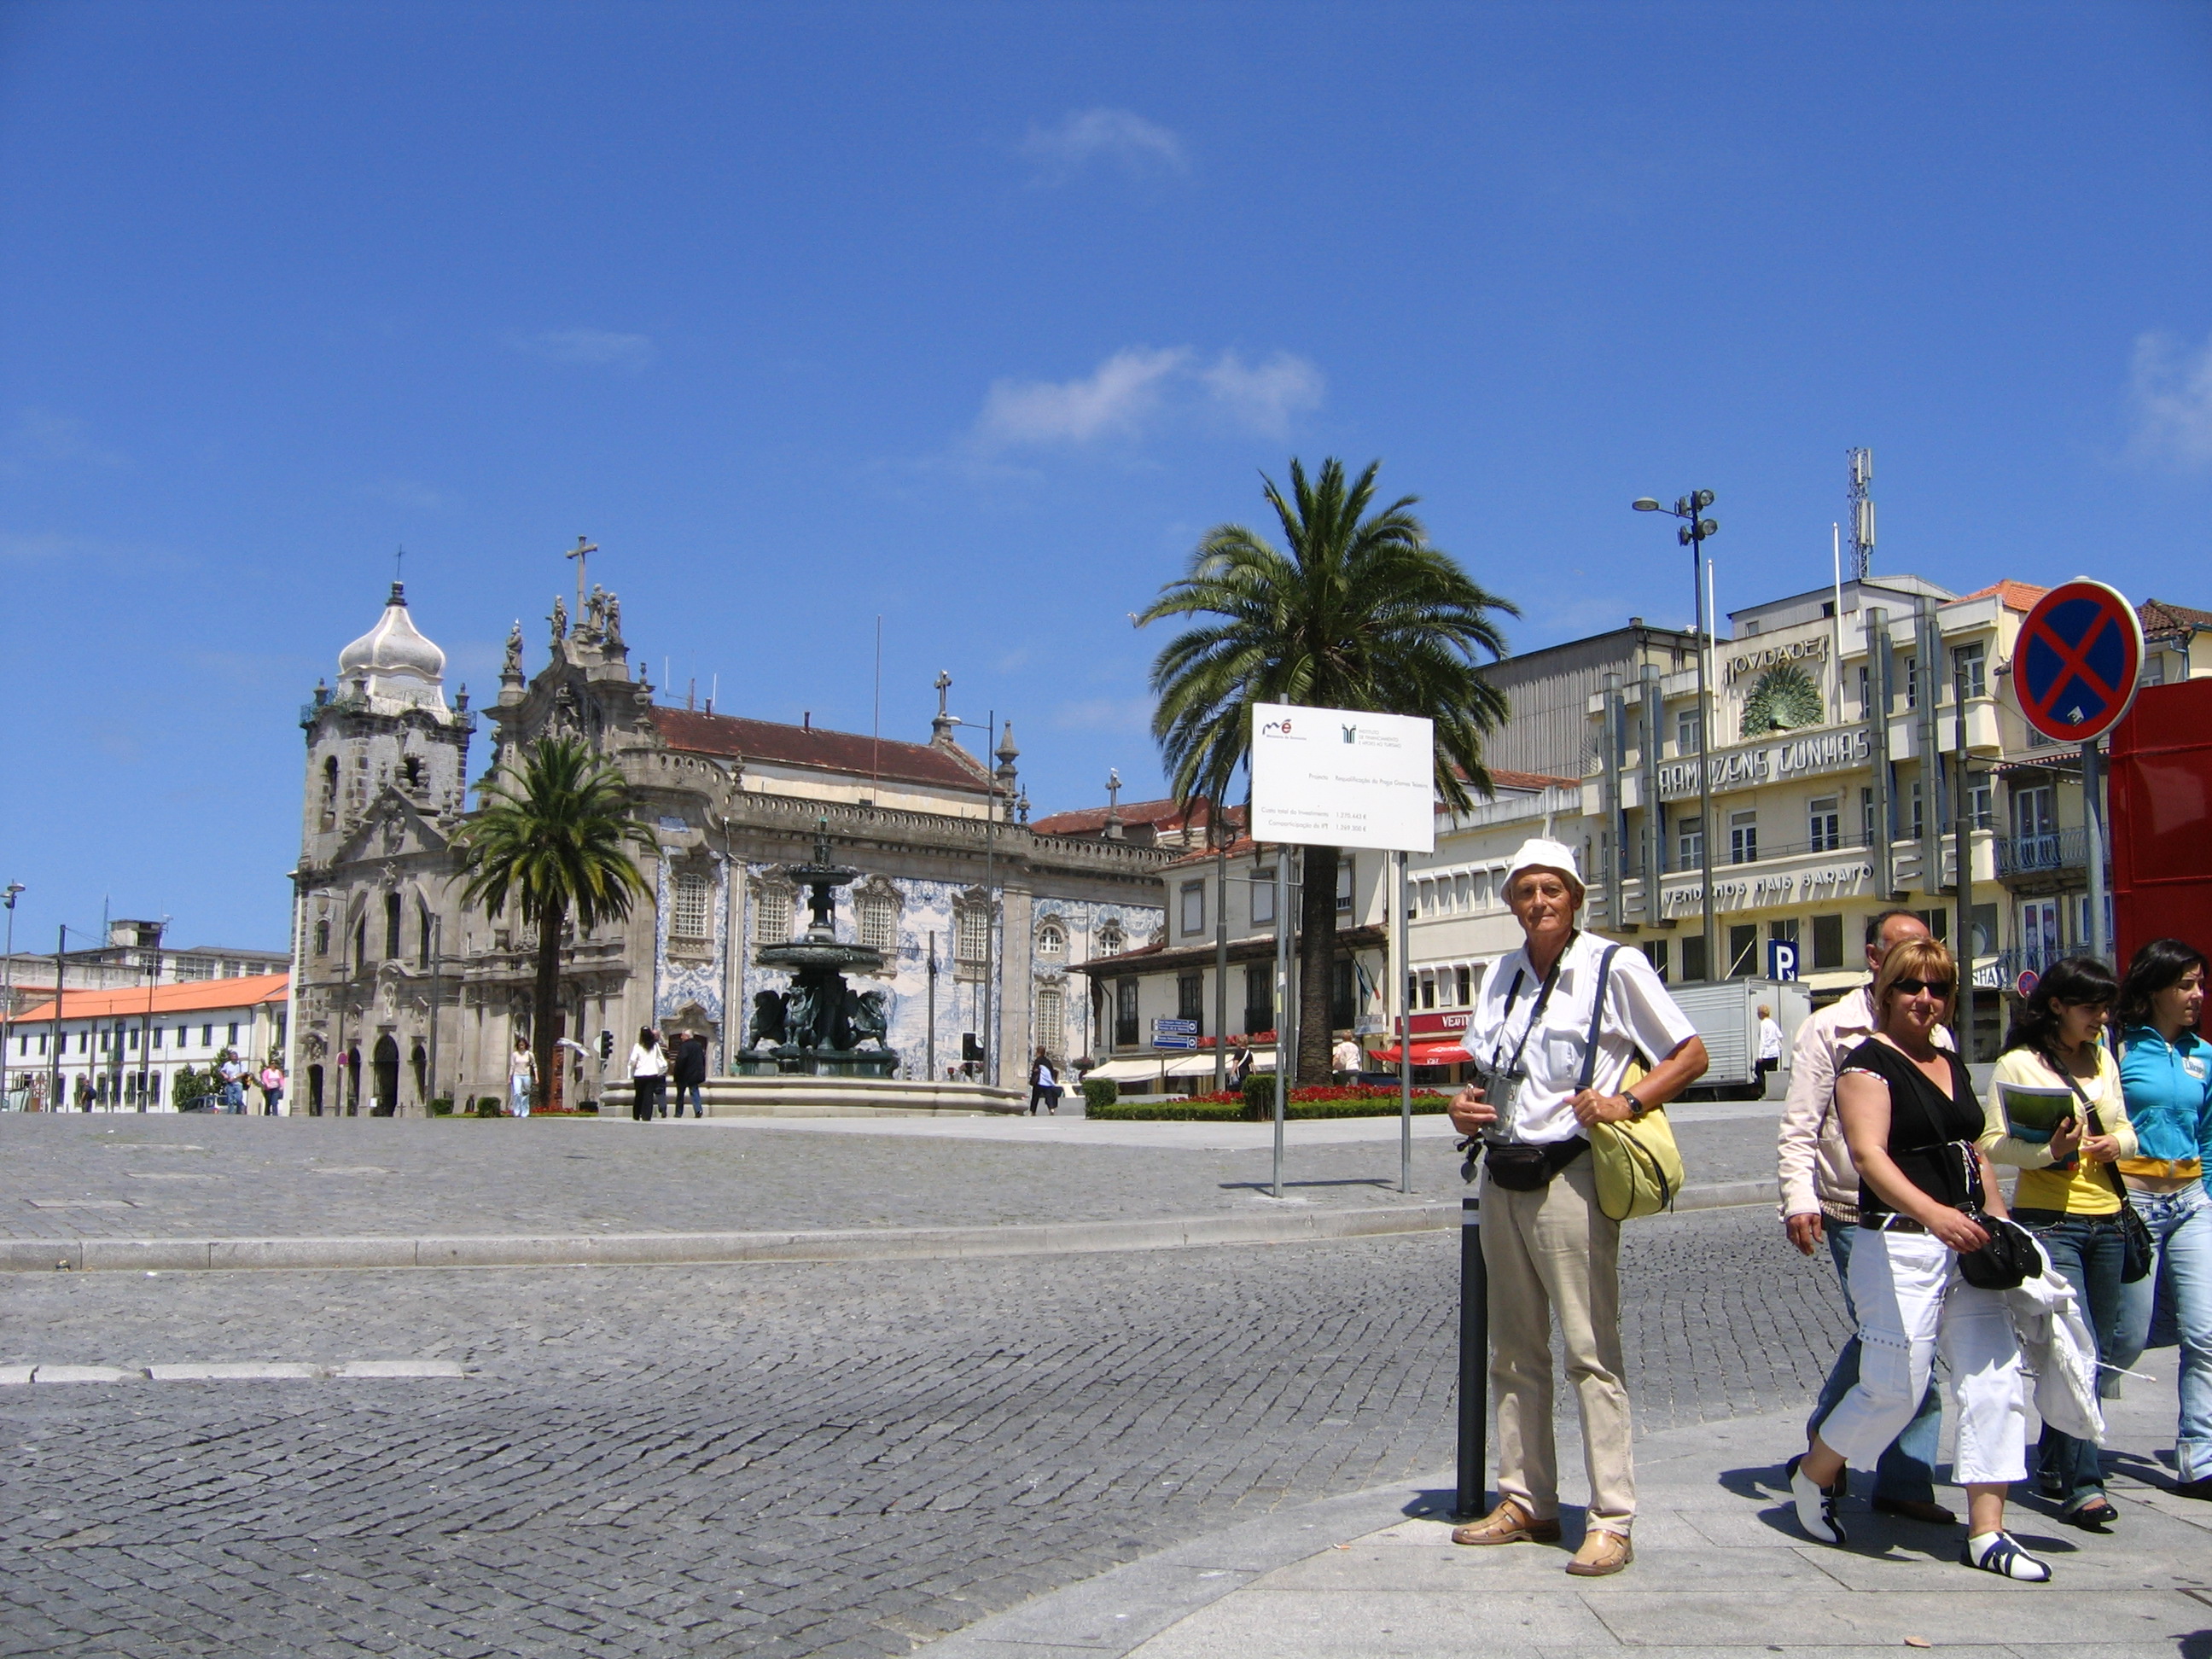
[1996, 1079, 2078, 1144]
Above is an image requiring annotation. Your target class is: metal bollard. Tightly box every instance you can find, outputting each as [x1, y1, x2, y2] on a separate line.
[1455, 1190, 1488, 1520]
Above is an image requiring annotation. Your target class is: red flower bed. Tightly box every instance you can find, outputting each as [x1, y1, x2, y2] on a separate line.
[1182, 1083, 1441, 1106]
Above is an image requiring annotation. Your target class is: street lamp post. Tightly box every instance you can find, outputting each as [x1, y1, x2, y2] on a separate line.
[1, 883, 22, 1109]
[1633, 492, 1720, 980]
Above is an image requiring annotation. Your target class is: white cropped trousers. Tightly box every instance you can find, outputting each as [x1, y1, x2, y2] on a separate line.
[1818, 1227, 2030, 1487]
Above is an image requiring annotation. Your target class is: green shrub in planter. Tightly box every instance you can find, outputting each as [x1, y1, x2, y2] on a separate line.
[1241, 1072, 1277, 1120]
[474, 1097, 504, 1117]
[1080, 1077, 1118, 1113]
[427, 1097, 454, 1117]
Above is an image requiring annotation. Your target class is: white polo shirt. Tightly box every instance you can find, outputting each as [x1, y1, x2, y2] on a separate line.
[1464, 928, 1700, 1146]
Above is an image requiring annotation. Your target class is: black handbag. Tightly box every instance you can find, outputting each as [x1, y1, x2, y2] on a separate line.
[1953, 1143, 2042, 1291]
[2047, 1059, 2154, 1284]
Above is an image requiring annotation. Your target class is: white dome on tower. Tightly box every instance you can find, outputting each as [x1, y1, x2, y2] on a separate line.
[338, 582, 448, 711]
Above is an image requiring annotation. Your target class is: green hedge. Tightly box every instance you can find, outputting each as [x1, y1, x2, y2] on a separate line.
[1080, 1077, 1119, 1114]
[1091, 1092, 1452, 1121]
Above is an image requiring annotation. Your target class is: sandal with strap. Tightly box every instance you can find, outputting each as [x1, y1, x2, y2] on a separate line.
[1962, 1531, 2052, 1581]
[2061, 1495, 2118, 1528]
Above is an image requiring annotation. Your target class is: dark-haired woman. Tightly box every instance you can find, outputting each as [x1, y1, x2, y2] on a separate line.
[1980, 957, 2133, 1528]
[2110, 939, 2212, 1500]
[627, 1027, 668, 1122]
[1793, 937, 2046, 1580]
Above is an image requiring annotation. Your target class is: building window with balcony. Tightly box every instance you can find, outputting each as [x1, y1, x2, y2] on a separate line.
[1115, 979, 1140, 1048]
[1177, 973, 1204, 1031]
[1332, 960, 1355, 1029]
[1243, 963, 1272, 1034]
[1035, 921, 1064, 958]
[1678, 815, 1704, 867]
[1861, 788, 1877, 844]
[957, 905, 991, 971]
[1676, 707, 1703, 755]
[857, 887, 898, 952]
[753, 884, 792, 945]
[1905, 653, 1918, 709]
[1419, 973, 1436, 1010]
[1729, 809, 1758, 865]
[1808, 796, 1840, 853]
[1180, 881, 1206, 937]
[1641, 939, 1670, 982]
[1682, 934, 1709, 981]
[1907, 780, 1925, 840]
[1953, 640, 1988, 699]
[1472, 870, 1491, 908]
[1812, 912, 1845, 970]
[1249, 870, 1275, 927]
[1455, 965, 1473, 1005]
[1336, 857, 1354, 915]
[1969, 780, 1992, 830]
[1097, 921, 1125, 957]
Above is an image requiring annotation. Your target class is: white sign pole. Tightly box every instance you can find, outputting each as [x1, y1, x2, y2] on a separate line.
[1273, 856, 1291, 1199]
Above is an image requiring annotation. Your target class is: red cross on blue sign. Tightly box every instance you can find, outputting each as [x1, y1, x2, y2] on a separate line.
[2015, 579, 2143, 745]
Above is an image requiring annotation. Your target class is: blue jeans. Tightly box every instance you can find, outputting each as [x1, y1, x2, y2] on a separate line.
[2014, 1208, 2130, 1505]
[2110, 1184, 2212, 1484]
[675, 1082, 703, 1118]
[1808, 1223, 1943, 1502]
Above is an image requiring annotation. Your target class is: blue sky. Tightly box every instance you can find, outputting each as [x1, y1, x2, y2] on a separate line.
[3, 1, 2208, 952]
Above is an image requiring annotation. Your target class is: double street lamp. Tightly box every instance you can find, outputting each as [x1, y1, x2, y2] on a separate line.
[1633, 492, 1720, 981]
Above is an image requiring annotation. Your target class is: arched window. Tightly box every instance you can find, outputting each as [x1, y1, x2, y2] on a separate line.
[858, 888, 899, 952]
[313, 920, 331, 958]
[1036, 921, 1065, 957]
[323, 755, 339, 812]
[672, 871, 710, 940]
[401, 755, 422, 790]
[418, 902, 434, 969]
[753, 884, 792, 944]
[1097, 922, 1125, 957]
[385, 893, 403, 959]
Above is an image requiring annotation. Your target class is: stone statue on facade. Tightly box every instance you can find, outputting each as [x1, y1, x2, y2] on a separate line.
[503, 621, 523, 681]
[549, 595, 568, 649]
[603, 593, 623, 647]
[581, 585, 608, 641]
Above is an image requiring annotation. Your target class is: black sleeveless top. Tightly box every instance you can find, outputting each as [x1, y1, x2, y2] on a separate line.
[1837, 1038, 1983, 1219]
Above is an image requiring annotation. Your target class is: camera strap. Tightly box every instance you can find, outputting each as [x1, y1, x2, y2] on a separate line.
[1490, 942, 1569, 1080]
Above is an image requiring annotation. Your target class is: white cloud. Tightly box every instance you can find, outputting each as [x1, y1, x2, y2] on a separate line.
[1021, 108, 1187, 180]
[972, 346, 1324, 451]
[504, 329, 656, 372]
[1200, 351, 1326, 439]
[2129, 330, 2212, 468]
[977, 347, 1190, 447]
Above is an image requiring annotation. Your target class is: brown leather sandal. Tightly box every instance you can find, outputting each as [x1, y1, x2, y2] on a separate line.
[1451, 1499, 1563, 1545]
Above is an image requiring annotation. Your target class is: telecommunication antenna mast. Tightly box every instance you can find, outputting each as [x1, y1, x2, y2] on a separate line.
[1847, 448, 1875, 580]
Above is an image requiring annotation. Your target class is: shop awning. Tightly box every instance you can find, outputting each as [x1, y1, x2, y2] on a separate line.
[1081, 1049, 1277, 1083]
[1369, 1040, 1473, 1066]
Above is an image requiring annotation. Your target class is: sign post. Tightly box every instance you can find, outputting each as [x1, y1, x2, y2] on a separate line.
[2014, 580, 2143, 962]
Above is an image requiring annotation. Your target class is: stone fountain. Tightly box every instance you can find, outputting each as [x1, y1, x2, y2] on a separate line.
[737, 823, 899, 1079]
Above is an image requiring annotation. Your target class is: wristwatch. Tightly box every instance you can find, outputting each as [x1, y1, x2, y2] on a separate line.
[1621, 1090, 1647, 1120]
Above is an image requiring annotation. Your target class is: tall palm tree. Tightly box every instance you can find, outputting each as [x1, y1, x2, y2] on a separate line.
[457, 736, 655, 1111]
[1139, 457, 1518, 1083]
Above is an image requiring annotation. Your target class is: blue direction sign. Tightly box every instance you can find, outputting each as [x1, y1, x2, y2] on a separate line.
[1152, 1017, 1199, 1051]
[2016, 579, 2144, 745]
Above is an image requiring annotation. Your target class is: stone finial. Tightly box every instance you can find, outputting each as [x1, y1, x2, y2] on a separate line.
[1104, 767, 1124, 840]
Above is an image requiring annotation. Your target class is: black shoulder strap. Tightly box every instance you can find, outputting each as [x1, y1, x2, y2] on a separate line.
[1578, 945, 1621, 1092]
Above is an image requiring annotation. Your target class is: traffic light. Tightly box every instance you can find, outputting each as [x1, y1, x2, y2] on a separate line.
[599, 1029, 614, 1061]
[961, 1033, 984, 1062]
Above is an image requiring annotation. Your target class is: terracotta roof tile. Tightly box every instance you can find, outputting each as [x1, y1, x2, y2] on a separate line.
[3, 973, 290, 1027]
[648, 708, 990, 793]
[1951, 579, 2050, 613]
[1029, 797, 1239, 837]
[2139, 598, 2212, 639]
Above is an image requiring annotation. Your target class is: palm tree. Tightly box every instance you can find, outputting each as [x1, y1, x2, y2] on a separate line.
[457, 736, 655, 1112]
[1139, 457, 1518, 1083]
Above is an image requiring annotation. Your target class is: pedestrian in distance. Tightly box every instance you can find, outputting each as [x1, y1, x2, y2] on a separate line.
[1981, 956, 2133, 1528]
[259, 1063, 285, 1116]
[1778, 909, 1956, 1528]
[1230, 1044, 1253, 1091]
[1790, 935, 2050, 1581]
[2107, 938, 2212, 1501]
[509, 1036, 536, 1118]
[1446, 838, 1708, 1579]
[218, 1051, 247, 1115]
[1330, 1033, 1361, 1084]
[1756, 1004, 1784, 1097]
[671, 1029, 707, 1119]
[1027, 1049, 1061, 1115]
[628, 1027, 668, 1121]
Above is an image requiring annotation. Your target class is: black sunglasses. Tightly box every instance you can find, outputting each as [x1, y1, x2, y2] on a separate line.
[1892, 977, 1953, 998]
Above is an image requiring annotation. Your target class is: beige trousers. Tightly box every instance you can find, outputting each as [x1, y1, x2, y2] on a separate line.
[1481, 1154, 1635, 1534]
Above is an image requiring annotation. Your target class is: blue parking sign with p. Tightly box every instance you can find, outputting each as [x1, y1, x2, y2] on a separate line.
[1767, 940, 1799, 981]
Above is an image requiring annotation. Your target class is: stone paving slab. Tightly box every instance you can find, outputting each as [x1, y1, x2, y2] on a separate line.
[1, 1109, 1786, 1248]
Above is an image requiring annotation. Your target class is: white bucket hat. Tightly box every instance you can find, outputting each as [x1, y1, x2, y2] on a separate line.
[1504, 836, 1586, 899]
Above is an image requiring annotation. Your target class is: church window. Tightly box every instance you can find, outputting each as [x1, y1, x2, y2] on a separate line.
[1035, 921, 1065, 957]
[858, 888, 898, 952]
[1097, 921, 1125, 957]
[353, 919, 367, 969]
[1036, 985, 1065, 1062]
[314, 920, 330, 958]
[401, 755, 422, 790]
[957, 905, 990, 968]
[672, 872, 711, 940]
[418, 902, 434, 969]
[753, 885, 792, 945]
[323, 756, 338, 807]
[385, 894, 402, 959]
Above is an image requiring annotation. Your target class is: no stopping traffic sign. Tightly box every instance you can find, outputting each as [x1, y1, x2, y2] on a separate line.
[2015, 579, 2143, 745]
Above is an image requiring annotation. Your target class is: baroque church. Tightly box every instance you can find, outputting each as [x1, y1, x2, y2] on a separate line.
[288, 579, 1169, 1113]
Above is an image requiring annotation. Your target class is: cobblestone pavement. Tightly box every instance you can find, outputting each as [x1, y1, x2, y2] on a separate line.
[1, 1206, 1848, 1656]
[0, 1114, 1781, 1243]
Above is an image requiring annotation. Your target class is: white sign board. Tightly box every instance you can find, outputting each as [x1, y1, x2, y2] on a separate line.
[1249, 703, 1435, 853]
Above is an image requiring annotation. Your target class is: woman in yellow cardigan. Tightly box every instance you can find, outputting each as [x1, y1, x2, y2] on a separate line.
[1981, 956, 2135, 1528]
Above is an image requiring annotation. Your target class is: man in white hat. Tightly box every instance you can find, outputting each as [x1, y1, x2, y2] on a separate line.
[1446, 836, 1708, 1577]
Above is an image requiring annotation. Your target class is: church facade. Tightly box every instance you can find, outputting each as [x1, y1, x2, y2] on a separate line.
[286, 581, 1167, 1113]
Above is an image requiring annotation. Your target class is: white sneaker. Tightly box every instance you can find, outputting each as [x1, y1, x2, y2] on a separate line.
[1962, 1532, 2051, 1581]
[1790, 1458, 1848, 1545]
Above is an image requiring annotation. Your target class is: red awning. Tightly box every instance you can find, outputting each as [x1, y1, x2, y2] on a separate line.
[1370, 1040, 1472, 1066]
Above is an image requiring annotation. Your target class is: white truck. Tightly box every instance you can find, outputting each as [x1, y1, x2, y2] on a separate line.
[1668, 978, 1812, 1101]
